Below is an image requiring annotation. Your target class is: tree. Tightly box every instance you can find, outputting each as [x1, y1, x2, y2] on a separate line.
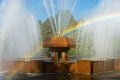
[41, 19, 53, 40]
[40, 10, 77, 56]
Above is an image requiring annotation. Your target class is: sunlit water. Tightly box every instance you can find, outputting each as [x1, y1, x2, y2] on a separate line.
[76, 0, 120, 60]
[43, 0, 120, 73]
[0, 0, 120, 79]
[0, 0, 40, 76]
[43, 0, 77, 36]
[43, 0, 120, 60]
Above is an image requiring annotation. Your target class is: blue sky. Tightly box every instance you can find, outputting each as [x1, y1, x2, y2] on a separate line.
[25, 0, 100, 21]
[0, 0, 100, 21]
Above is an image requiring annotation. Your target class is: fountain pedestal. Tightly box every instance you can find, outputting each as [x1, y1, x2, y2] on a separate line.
[49, 47, 69, 61]
[43, 36, 76, 62]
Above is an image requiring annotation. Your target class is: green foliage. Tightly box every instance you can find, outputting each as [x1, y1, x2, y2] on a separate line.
[42, 19, 53, 40]
[39, 10, 79, 56]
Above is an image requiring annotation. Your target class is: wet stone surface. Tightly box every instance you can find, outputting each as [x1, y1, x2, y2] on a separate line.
[7, 72, 120, 80]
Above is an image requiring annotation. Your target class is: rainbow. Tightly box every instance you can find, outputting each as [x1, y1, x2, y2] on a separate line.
[61, 12, 120, 36]
[8, 12, 120, 79]
[8, 43, 43, 80]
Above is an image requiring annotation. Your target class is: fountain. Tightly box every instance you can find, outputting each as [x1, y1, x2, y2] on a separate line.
[1, 0, 120, 79]
[0, 0, 40, 79]
[28, 0, 120, 75]
[76, 0, 120, 60]
[42, 36, 76, 73]
[43, 36, 76, 62]
[75, 0, 120, 74]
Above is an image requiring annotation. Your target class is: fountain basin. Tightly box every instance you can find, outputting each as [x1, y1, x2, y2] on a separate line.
[77, 59, 120, 74]
[1, 59, 120, 75]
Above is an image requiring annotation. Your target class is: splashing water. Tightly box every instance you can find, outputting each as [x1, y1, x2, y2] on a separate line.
[0, 0, 40, 73]
[76, 0, 120, 60]
[43, 0, 76, 36]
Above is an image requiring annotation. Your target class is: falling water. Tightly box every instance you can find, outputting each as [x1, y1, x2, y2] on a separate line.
[90, 0, 120, 59]
[0, 0, 40, 74]
[77, 0, 120, 60]
[43, 0, 76, 36]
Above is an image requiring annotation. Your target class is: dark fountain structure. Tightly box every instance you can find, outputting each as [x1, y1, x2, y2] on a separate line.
[2, 36, 120, 78]
[43, 36, 76, 62]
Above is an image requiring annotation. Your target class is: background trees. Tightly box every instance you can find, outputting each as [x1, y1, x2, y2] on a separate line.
[38, 11, 93, 58]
